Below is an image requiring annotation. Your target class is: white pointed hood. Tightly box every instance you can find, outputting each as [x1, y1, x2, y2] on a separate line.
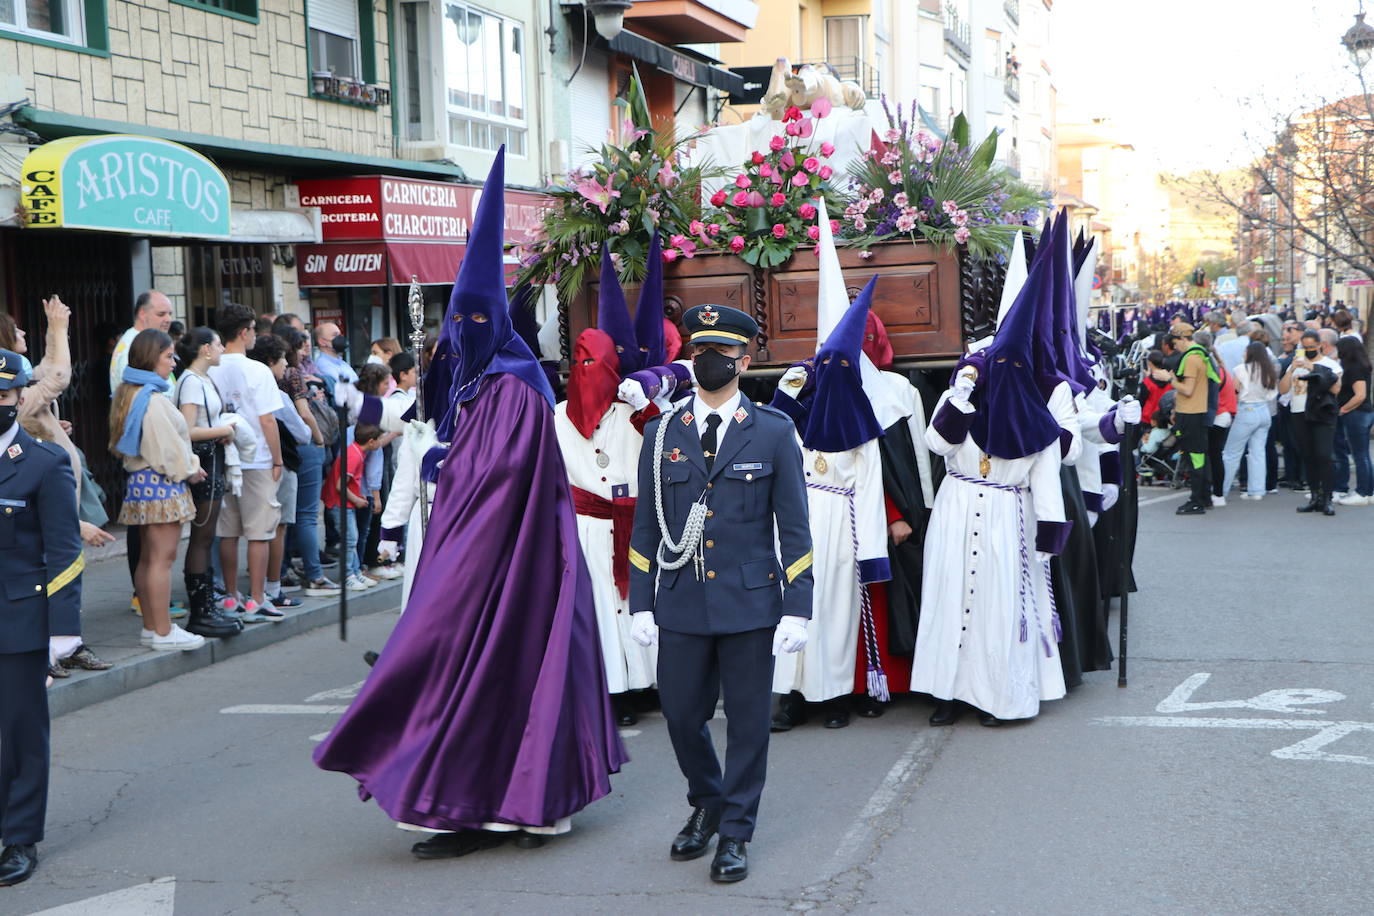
[995, 230, 1031, 329]
[813, 198, 906, 429]
[1074, 237, 1099, 354]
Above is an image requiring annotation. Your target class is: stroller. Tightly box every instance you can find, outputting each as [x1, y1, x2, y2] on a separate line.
[1136, 392, 1188, 488]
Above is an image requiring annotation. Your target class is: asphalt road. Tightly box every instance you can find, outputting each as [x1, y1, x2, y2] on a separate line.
[8, 486, 1374, 915]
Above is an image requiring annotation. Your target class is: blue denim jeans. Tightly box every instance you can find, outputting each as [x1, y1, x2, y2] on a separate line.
[342, 504, 361, 579]
[1222, 402, 1272, 497]
[290, 444, 326, 581]
[1334, 409, 1374, 497]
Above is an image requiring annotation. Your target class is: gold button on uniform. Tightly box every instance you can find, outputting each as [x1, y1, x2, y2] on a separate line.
[706, 570, 716, 579]
[705, 539, 714, 548]
[4, 507, 11, 515]
[34, 585, 41, 592]
[745, 473, 753, 481]
[706, 482, 713, 489]
[768, 573, 776, 580]
[706, 510, 714, 518]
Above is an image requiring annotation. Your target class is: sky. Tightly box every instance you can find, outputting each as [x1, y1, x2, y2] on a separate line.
[1053, 0, 1362, 172]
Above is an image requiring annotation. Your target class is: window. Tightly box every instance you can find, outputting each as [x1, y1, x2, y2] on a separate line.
[309, 0, 361, 80]
[0, 0, 83, 43]
[443, 2, 526, 155]
[398, 0, 433, 140]
[170, 0, 257, 22]
[824, 16, 865, 66]
[985, 32, 1001, 77]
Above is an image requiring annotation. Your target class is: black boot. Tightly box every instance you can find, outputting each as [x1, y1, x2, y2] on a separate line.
[929, 699, 962, 726]
[612, 694, 638, 727]
[770, 691, 808, 732]
[184, 572, 242, 638]
[1296, 499, 1321, 513]
[822, 697, 850, 728]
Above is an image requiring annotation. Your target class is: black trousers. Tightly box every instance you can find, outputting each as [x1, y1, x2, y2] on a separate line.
[1176, 413, 1211, 506]
[657, 627, 774, 842]
[0, 649, 50, 846]
[1277, 406, 1305, 485]
[1293, 417, 1336, 504]
[1207, 425, 1230, 498]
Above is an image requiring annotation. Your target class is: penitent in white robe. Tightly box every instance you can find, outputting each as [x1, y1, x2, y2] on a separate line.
[553, 400, 656, 694]
[911, 391, 1068, 720]
[377, 421, 437, 611]
[773, 436, 887, 702]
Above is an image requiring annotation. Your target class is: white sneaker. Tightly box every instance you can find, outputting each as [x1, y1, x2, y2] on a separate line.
[1211, 496, 1226, 507]
[1240, 493, 1263, 501]
[1337, 493, 1370, 506]
[140, 628, 156, 646]
[346, 574, 372, 593]
[149, 625, 206, 652]
[368, 565, 402, 581]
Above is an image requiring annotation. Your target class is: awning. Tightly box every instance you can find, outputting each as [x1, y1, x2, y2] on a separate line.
[229, 209, 320, 244]
[297, 240, 465, 288]
[606, 30, 744, 95]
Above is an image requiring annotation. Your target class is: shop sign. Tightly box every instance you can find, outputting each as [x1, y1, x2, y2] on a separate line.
[297, 242, 389, 286]
[297, 176, 474, 242]
[21, 135, 231, 238]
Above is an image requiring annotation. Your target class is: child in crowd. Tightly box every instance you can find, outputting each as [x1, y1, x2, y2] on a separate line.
[324, 423, 385, 592]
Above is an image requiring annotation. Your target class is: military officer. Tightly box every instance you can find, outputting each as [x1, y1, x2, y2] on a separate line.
[628, 304, 813, 884]
[0, 349, 83, 887]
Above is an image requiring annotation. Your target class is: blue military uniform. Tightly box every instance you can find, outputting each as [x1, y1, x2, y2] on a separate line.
[0, 349, 83, 885]
[629, 305, 812, 848]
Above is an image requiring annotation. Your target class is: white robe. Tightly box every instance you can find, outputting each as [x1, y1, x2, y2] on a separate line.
[378, 421, 437, 611]
[553, 401, 656, 694]
[911, 391, 1068, 720]
[772, 436, 887, 702]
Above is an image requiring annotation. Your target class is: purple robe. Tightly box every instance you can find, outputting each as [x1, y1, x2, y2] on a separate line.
[314, 372, 628, 830]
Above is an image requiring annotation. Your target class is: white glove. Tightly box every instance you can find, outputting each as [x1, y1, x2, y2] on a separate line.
[630, 611, 658, 647]
[404, 419, 439, 460]
[616, 378, 650, 411]
[772, 615, 808, 655]
[1101, 483, 1120, 511]
[334, 378, 363, 416]
[950, 369, 977, 406]
[377, 540, 399, 562]
[776, 365, 809, 399]
[1115, 397, 1142, 432]
[227, 465, 244, 497]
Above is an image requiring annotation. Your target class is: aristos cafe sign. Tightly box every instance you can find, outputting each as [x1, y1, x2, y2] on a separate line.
[21, 135, 231, 238]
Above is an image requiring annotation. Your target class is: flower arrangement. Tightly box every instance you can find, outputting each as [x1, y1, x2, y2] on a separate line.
[515, 70, 721, 302]
[701, 100, 846, 269]
[842, 100, 1046, 259]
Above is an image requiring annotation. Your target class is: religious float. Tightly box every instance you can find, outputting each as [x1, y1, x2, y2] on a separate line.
[517, 65, 1047, 370]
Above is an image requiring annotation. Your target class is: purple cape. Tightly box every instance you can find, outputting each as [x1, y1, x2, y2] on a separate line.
[314, 372, 628, 830]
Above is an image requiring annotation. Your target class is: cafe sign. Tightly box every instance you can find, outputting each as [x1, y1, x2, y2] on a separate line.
[21, 135, 231, 238]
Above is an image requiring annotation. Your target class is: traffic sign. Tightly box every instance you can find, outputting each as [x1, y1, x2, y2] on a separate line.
[1215, 276, 1239, 296]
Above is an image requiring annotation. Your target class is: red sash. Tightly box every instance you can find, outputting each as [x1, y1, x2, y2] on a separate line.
[571, 486, 637, 600]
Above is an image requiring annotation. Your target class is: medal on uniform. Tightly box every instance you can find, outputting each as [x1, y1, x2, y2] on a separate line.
[979, 452, 991, 478]
[6, 444, 20, 459]
[814, 454, 828, 474]
[596, 453, 609, 468]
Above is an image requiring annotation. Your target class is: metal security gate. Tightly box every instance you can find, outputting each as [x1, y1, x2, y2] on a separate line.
[7, 231, 134, 519]
[185, 243, 272, 329]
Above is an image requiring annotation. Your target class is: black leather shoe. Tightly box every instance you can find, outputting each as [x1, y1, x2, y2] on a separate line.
[0, 844, 37, 886]
[1321, 502, 1336, 517]
[410, 830, 505, 860]
[978, 711, 1002, 727]
[612, 696, 638, 727]
[929, 699, 962, 726]
[670, 806, 719, 861]
[770, 692, 807, 732]
[1176, 502, 1207, 515]
[514, 832, 546, 849]
[363, 650, 379, 668]
[822, 698, 850, 729]
[856, 695, 886, 718]
[710, 837, 749, 883]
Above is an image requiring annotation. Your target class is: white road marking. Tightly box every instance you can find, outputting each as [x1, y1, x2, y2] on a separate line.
[220, 704, 350, 715]
[618, 728, 642, 738]
[1137, 491, 1189, 507]
[26, 877, 175, 916]
[1156, 672, 1345, 715]
[304, 681, 365, 702]
[309, 731, 331, 742]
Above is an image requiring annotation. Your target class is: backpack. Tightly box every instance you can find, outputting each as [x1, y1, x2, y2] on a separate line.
[305, 378, 340, 445]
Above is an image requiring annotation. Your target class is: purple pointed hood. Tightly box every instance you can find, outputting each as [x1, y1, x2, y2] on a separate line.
[596, 245, 642, 375]
[633, 233, 666, 369]
[972, 234, 1063, 460]
[780, 275, 885, 452]
[1031, 212, 1086, 397]
[430, 147, 553, 440]
[1049, 210, 1097, 392]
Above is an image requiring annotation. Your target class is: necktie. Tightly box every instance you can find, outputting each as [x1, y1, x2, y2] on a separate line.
[702, 413, 721, 473]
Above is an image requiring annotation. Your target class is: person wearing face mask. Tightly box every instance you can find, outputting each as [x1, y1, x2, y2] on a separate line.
[317, 149, 626, 860]
[1279, 329, 1342, 515]
[627, 302, 812, 884]
[0, 348, 83, 887]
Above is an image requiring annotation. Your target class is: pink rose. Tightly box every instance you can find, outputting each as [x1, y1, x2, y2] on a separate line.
[751, 151, 765, 165]
[772, 223, 787, 239]
[708, 223, 721, 236]
[821, 141, 835, 157]
[729, 235, 746, 253]
[807, 225, 820, 240]
[689, 220, 704, 235]
[769, 135, 786, 152]
[735, 173, 751, 189]
[670, 234, 687, 248]
[732, 191, 750, 207]
[799, 203, 817, 220]
[710, 189, 728, 207]
[663, 248, 679, 262]
[791, 171, 809, 187]
[784, 105, 803, 122]
[818, 165, 833, 180]
[780, 150, 796, 171]
[803, 157, 820, 173]
[770, 192, 787, 207]
[785, 121, 801, 137]
[830, 219, 839, 232]
[954, 227, 971, 244]
[759, 163, 773, 177]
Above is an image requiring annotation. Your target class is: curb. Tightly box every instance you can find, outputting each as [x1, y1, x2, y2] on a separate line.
[48, 582, 401, 719]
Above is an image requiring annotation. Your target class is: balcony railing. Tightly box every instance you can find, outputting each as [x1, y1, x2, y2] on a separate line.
[943, 2, 972, 61]
[1004, 72, 1021, 102]
[1004, 0, 1020, 24]
[794, 57, 881, 100]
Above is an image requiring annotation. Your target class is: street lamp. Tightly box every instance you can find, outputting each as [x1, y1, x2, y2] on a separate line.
[1343, 8, 1374, 70]
[586, 0, 633, 41]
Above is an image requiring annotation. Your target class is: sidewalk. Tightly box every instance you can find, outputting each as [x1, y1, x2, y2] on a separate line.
[48, 535, 401, 718]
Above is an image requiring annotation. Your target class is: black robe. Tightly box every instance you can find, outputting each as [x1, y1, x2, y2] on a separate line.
[877, 419, 930, 656]
[1094, 436, 1138, 600]
[1051, 467, 1113, 689]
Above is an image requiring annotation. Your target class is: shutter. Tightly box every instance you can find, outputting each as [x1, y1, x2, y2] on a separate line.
[569, 50, 611, 168]
[310, 0, 359, 39]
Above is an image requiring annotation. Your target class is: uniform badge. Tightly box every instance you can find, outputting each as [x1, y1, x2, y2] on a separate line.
[6, 444, 20, 459]
[699, 306, 719, 326]
[733, 407, 747, 424]
[680, 411, 694, 426]
[667, 448, 687, 463]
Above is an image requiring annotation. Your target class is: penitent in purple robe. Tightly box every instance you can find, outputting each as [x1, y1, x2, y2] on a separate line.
[313, 371, 628, 831]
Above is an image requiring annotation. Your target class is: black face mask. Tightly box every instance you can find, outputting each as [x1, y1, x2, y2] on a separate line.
[0, 405, 16, 436]
[332, 335, 349, 359]
[694, 350, 739, 392]
[1304, 348, 1319, 360]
